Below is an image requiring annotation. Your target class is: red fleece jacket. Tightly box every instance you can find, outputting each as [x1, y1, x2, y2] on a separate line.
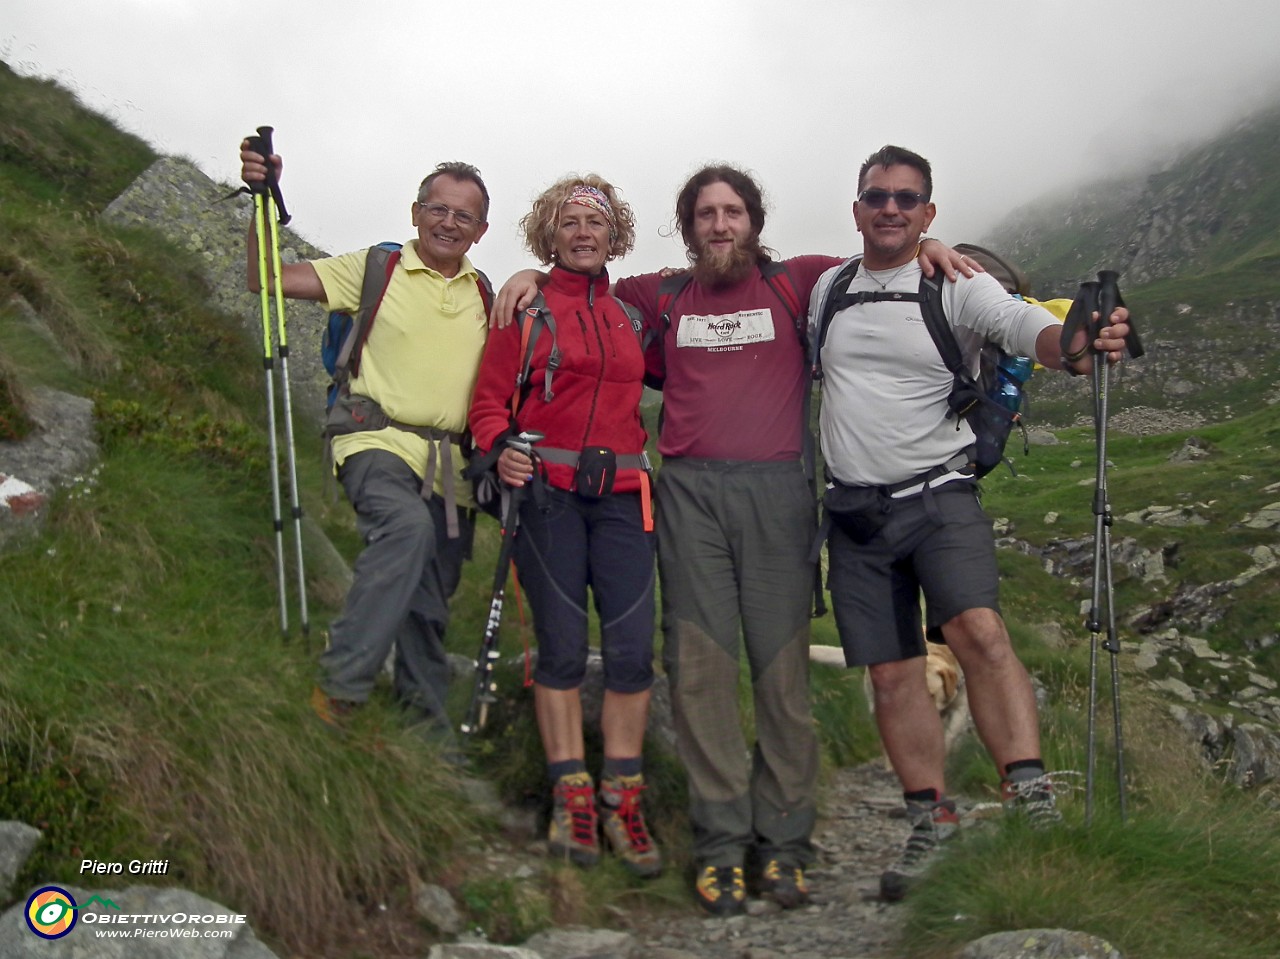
[468, 266, 648, 493]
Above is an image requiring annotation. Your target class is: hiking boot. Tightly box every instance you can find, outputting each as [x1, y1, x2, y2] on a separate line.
[879, 798, 959, 902]
[759, 859, 810, 909]
[1002, 771, 1070, 828]
[310, 686, 358, 731]
[547, 772, 600, 867]
[695, 865, 746, 917]
[598, 775, 662, 878]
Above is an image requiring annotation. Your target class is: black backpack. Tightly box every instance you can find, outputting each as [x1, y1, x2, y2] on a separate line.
[810, 256, 1032, 478]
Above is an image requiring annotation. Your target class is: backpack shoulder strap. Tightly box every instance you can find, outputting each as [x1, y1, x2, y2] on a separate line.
[916, 272, 965, 376]
[759, 259, 803, 332]
[657, 271, 695, 329]
[339, 242, 402, 380]
[474, 269, 494, 317]
[810, 256, 862, 377]
[613, 297, 653, 352]
[513, 292, 559, 416]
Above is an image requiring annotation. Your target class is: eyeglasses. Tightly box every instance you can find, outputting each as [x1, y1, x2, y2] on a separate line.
[416, 201, 483, 228]
[857, 189, 927, 211]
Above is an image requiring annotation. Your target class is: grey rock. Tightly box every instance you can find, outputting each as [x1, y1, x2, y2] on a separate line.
[958, 928, 1123, 958]
[0, 822, 41, 899]
[0, 387, 98, 547]
[1228, 723, 1280, 788]
[415, 883, 465, 935]
[428, 945, 542, 959]
[103, 156, 333, 429]
[523, 926, 637, 958]
[1241, 502, 1280, 529]
[1152, 677, 1198, 702]
[1167, 436, 1212, 462]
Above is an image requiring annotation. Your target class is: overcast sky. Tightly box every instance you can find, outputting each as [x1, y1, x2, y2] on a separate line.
[7, 0, 1280, 285]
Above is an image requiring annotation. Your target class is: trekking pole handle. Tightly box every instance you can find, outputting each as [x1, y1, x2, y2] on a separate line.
[1096, 271, 1144, 359]
[505, 429, 545, 458]
[246, 125, 291, 225]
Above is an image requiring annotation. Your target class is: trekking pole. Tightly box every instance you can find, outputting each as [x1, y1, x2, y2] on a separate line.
[1065, 272, 1144, 824]
[247, 129, 289, 640]
[461, 430, 544, 735]
[249, 125, 310, 646]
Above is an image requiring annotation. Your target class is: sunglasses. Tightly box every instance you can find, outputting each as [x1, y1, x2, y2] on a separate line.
[857, 189, 927, 211]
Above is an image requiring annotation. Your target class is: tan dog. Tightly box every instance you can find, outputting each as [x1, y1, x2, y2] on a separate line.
[809, 641, 971, 758]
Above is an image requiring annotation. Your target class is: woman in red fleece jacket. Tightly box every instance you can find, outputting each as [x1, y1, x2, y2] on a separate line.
[468, 175, 659, 877]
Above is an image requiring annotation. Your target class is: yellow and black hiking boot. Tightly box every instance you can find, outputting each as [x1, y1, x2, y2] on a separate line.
[310, 686, 358, 732]
[695, 865, 746, 917]
[547, 772, 600, 867]
[598, 775, 662, 878]
[759, 858, 810, 909]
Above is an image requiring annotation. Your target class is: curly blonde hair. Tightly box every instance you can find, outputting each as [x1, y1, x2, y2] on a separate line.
[521, 174, 636, 265]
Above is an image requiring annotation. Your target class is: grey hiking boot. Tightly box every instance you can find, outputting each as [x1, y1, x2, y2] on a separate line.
[879, 797, 959, 902]
[1002, 771, 1074, 827]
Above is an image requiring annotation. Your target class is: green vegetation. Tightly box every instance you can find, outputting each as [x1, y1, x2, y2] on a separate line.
[3, 57, 1280, 959]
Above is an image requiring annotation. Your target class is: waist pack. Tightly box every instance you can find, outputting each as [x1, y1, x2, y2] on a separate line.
[822, 482, 892, 544]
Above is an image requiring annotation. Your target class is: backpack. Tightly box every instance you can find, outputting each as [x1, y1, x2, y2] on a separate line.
[465, 290, 649, 519]
[811, 256, 1033, 479]
[321, 242, 494, 410]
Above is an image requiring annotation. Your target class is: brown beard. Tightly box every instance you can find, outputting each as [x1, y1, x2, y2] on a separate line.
[691, 236, 761, 288]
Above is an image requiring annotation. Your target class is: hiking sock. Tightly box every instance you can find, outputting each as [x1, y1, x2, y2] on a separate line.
[1004, 759, 1046, 783]
[1002, 759, 1063, 826]
[548, 758, 588, 784]
[602, 756, 643, 780]
[903, 787, 944, 805]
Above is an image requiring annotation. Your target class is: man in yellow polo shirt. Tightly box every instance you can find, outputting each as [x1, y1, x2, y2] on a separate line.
[241, 145, 490, 746]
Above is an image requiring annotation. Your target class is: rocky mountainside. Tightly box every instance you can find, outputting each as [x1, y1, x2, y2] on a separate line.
[983, 100, 1280, 428]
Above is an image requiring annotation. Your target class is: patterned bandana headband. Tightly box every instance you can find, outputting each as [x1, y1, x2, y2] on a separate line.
[564, 184, 616, 241]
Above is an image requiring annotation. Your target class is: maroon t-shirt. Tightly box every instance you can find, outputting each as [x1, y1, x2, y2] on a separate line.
[615, 256, 838, 461]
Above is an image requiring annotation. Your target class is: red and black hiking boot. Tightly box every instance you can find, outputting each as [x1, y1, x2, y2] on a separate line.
[548, 771, 600, 867]
[695, 864, 746, 916]
[598, 774, 662, 878]
[310, 686, 358, 732]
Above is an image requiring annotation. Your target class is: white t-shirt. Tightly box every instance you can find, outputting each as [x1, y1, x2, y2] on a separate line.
[809, 260, 1057, 488]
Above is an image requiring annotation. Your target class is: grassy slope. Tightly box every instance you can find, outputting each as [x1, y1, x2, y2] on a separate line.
[3, 60, 1280, 958]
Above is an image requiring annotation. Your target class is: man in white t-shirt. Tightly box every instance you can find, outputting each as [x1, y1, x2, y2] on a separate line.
[809, 144, 1133, 902]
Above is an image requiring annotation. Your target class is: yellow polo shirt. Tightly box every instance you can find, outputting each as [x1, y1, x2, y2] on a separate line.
[313, 240, 487, 504]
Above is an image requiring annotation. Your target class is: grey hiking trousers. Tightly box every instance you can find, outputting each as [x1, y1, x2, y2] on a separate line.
[320, 449, 472, 730]
[657, 457, 819, 870]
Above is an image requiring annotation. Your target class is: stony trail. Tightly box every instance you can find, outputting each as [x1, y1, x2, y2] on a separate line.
[623, 762, 921, 959]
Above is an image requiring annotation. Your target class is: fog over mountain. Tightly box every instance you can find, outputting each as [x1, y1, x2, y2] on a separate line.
[7, 0, 1280, 280]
